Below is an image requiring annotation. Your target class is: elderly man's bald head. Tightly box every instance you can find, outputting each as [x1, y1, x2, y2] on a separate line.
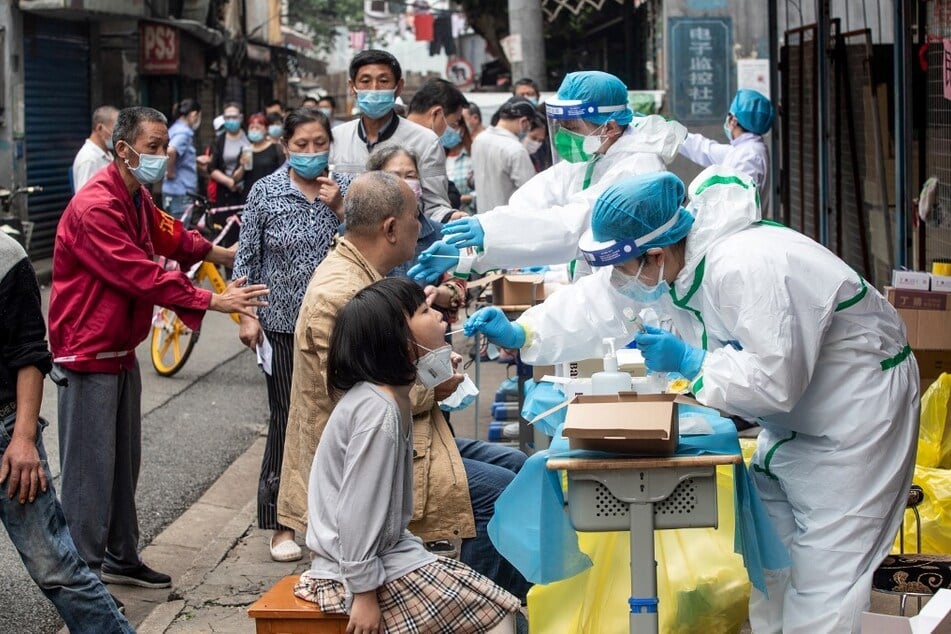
[344, 171, 415, 235]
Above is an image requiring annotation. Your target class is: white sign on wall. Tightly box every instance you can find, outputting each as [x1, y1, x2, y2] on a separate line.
[500, 34, 523, 64]
[736, 58, 770, 99]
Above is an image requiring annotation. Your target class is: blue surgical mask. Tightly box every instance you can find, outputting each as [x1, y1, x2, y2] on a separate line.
[124, 146, 168, 185]
[268, 124, 283, 138]
[723, 116, 733, 143]
[223, 119, 241, 133]
[318, 107, 334, 120]
[247, 130, 265, 143]
[356, 89, 396, 119]
[440, 124, 462, 149]
[288, 151, 329, 180]
[105, 137, 114, 151]
[612, 259, 670, 304]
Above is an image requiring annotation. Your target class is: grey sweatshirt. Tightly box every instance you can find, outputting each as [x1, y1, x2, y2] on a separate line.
[305, 382, 436, 594]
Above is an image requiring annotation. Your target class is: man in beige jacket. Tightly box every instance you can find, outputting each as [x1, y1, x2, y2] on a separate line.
[279, 171, 529, 599]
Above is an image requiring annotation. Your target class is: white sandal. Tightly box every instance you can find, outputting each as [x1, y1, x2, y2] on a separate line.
[269, 535, 302, 562]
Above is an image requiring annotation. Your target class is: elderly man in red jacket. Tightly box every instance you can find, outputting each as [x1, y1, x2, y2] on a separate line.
[49, 106, 268, 588]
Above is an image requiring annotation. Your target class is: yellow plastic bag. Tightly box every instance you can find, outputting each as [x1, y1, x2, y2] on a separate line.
[528, 465, 751, 633]
[916, 374, 951, 469]
[893, 465, 951, 554]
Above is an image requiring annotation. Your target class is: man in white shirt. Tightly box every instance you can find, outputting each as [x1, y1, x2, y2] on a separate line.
[71, 106, 118, 193]
[330, 50, 467, 222]
[471, 97, 538, 213]
[679, 89, 773, 212]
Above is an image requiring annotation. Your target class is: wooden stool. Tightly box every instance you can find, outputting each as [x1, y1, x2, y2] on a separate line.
[248, 575, 349, 633]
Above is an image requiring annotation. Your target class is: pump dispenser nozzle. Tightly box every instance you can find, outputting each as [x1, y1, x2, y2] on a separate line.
[602, 338, 619, 373]
[591, 338, 631, 395]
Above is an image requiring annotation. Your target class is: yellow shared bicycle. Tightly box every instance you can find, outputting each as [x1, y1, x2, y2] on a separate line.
[150, 196, 243, 376]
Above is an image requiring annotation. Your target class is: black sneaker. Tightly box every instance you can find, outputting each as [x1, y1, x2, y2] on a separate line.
[101, 563, 172, 589]
[109, 593, 125, 614]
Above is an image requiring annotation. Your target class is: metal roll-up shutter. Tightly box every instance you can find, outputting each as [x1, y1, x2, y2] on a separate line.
[23, 15, 90, 258]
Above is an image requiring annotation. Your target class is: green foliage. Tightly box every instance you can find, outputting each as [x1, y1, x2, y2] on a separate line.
[287, 0, 367, 53]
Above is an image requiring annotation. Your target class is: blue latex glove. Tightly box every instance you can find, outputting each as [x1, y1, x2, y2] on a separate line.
[636, 325, 706, 378]
[442, 216, 485, 249]
[407, 241, 459, 284]
[464, 307, 526, 349]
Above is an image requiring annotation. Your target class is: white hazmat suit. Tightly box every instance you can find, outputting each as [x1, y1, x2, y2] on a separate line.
[472, 116, 686, 271]
[517, 166, 919, 634]
[679, 131, 770, 213]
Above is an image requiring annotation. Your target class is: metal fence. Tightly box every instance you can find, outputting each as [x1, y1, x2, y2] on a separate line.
[781, 20, 893, 286]
[921, 1, 951, 270]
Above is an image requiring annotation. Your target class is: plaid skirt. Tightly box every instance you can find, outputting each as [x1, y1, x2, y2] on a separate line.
[294, 557, 520, 633]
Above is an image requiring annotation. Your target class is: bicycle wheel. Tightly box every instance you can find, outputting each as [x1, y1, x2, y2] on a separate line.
[150, 308, 200, 376]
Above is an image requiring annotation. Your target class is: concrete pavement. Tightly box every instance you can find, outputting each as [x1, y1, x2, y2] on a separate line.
[120, 335, 515, 633]
[97, 332, 911, 633]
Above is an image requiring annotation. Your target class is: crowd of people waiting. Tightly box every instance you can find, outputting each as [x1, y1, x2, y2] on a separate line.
[4, 38, 896, 634]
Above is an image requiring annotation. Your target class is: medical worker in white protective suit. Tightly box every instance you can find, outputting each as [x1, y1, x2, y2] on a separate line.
[407, 70, 686, 283]
[679, 89, 773, 212]
[465, 168, 920, 634]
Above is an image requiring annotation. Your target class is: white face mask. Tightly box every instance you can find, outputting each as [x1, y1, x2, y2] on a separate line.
[523, 137, 543, 154]
[414, 342, 454, 389]
[439, 374, 479, 411]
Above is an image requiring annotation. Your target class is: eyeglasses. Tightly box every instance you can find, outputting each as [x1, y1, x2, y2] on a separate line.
[223, 115, 242, 121]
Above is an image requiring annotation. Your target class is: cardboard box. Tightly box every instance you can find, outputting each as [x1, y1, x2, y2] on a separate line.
[885, 287, 951, 386]
[559, 393, 682, 455]
[492, 273, 545, 308]
[862, 588, 951, 633]
[532, 358, 603, 383]
[916, 350, 951, 389]
[893, 270, 932, 291]
[886, 288, 951, 350]
[932, 274, 951, 293]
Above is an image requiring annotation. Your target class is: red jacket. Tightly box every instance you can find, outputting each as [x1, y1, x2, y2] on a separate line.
[50, 163, 213, 373]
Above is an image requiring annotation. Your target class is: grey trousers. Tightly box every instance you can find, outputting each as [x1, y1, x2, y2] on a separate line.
[57, 362, 142, 575]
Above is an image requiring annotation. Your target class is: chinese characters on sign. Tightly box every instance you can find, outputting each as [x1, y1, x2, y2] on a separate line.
[669, 17, 732, 124]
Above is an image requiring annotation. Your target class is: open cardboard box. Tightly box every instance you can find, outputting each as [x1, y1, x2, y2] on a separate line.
[532, 392, 689, 455]
[885, 287, 951, 386]
[469, 272, 546, 310]
[862, 588, 951, 633]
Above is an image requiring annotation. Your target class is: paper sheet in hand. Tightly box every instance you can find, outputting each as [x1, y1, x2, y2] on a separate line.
[256, 334, 273, 376]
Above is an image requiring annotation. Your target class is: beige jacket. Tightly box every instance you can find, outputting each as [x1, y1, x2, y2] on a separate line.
[277, 238, 475, 542]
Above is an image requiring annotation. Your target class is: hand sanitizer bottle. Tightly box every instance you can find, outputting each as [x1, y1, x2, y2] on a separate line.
[591, 338, 633, 395]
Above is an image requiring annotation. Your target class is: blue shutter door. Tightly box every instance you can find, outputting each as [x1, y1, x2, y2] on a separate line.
[23, 15, 90, 258]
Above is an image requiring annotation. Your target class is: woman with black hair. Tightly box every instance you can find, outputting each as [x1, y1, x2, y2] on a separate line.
[162, 98, 202, 218]
[233, 107, 352, 563]
[209, 101, 250, 208]
[293, 277, 520, 634]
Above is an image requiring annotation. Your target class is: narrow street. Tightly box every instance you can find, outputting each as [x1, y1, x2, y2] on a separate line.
[0, 285, 268, 633]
